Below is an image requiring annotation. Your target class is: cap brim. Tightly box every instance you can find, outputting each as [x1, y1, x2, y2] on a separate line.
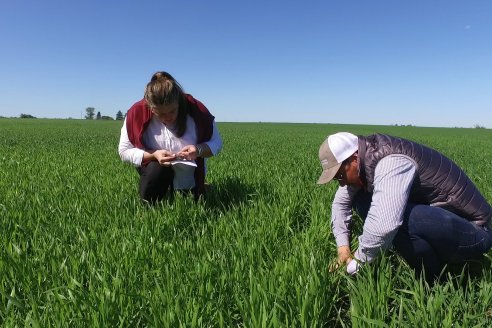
[317, 162, 342, 185]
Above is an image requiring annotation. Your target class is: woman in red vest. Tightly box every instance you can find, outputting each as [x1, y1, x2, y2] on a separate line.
[118, 71, 222, 203]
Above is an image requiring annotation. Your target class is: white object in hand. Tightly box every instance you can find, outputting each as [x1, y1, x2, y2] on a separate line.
[171, 159, 197, 167]
[346, 259, 360, 275]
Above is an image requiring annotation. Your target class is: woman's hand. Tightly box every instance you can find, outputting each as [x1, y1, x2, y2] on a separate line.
[153, 149, 176, 166]
[177, 145, 198, 161]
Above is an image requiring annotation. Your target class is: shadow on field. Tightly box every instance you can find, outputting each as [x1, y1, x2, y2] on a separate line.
[204, 176, 256, 213]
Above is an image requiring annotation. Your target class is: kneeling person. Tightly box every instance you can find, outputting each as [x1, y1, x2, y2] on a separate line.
[318, 132, 492, 282]
[119, 71, 222, 202]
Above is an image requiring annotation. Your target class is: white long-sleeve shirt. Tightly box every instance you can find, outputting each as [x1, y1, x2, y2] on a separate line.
[118, 115, 222, 190]
[331, 155, 417, 263]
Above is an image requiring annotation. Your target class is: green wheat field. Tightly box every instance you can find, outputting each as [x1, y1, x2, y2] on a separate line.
[1, 118, 492, 327]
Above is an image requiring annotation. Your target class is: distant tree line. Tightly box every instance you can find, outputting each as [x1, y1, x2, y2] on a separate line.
[8, 109, 125, 120]
[20, 114, 37, 119]
[85, 107, 125, 121]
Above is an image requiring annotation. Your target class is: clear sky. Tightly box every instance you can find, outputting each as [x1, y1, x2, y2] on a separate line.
[1, 0, 491, 128]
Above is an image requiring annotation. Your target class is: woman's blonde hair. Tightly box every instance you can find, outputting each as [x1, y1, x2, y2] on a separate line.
[144, 72, 188, 137]
[144, 72, 184, 108]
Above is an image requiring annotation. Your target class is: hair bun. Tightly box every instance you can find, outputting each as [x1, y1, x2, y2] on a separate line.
[151, 71, 174, 82]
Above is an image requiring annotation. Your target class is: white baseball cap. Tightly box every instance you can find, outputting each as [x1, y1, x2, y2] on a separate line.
[317, 132, 358, 184]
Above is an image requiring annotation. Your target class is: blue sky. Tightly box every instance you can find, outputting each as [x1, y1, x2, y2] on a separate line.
[1, 0, 491, 128]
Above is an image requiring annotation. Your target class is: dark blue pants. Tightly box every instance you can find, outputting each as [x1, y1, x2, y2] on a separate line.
[353, 191, 492, 281]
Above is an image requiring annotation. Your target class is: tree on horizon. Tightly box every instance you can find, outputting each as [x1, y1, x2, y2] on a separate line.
[85, 107, 95, 120]
[20, 113, 37, 119]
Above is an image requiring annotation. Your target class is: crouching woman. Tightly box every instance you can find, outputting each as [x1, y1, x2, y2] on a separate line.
[118, 71, 222, 203]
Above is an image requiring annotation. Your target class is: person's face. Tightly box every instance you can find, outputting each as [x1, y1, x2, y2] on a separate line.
[333, 155, 364, 188]
[152, 102, 179, 125]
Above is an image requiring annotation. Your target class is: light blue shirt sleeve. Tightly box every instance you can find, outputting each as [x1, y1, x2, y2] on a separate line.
[354, 155, 417, 263]
[331, 185, 361, 247]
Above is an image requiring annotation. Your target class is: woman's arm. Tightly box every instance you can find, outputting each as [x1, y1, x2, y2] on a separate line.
[118, 118, 177, 166]
[202, 121, 223, 157]
[118, 118, 145, 166]
[177, 121, 223, 160]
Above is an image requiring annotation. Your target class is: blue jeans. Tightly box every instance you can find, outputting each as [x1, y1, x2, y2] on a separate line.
[353, 191, 492, 281]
